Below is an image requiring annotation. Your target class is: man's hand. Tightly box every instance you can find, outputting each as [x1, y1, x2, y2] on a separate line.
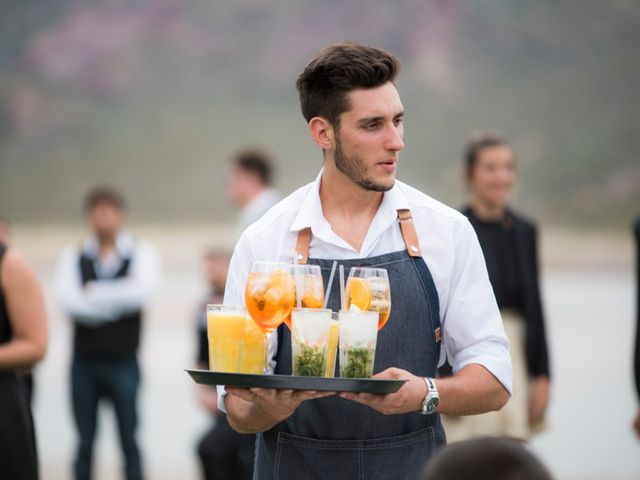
[338, 368, 425, 415]
[528, 376, 550, 426]
[225, 387, 335, 432]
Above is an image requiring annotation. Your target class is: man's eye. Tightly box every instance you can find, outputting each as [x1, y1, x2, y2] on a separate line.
[365, 123, 381, 130]
[394, 117, 404, 126]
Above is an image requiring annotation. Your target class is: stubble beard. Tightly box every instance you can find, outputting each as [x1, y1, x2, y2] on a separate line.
[333, 135, 394, 193]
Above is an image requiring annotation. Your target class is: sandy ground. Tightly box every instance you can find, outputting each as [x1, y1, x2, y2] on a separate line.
[9, 225, 640, 480]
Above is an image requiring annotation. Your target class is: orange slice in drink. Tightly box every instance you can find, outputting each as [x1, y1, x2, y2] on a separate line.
[348, 277, 372, 311]
[301, 294, 323, 308]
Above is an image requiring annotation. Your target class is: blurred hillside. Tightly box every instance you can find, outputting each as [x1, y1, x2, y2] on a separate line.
[1, 0, 638, 227]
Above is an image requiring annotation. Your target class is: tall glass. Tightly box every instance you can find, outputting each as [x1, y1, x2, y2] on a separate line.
[284, 264, 324, 329]
[339, 309, 379, 378]
[346, 267, 392, 330]
[291, 308, 332, 376]
[323, 312, 339, 378]
[206, 305, 246, 372]
[238, 315, 266, 374]
[245, 261, 296, 374]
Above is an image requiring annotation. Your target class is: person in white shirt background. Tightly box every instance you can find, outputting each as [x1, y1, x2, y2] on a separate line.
[220, 43, 513, 479]
[225, 148, 281, 235]
[55, 187, 159, 480]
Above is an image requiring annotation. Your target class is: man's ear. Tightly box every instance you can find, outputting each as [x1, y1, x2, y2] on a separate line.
[309, 117, 335, 151]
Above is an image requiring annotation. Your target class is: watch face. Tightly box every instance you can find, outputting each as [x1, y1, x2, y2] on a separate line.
[427, 397, 439, 414]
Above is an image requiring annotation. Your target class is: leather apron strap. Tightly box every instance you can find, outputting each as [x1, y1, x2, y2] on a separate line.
[294, 209, 423, 261]
[295, 227, 312, 265]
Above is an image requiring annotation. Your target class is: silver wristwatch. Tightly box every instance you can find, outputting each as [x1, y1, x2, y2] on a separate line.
[420, 377, 439, 415]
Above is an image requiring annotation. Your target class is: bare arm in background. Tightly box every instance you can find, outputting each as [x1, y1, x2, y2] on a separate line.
[0, 250, 48, 369]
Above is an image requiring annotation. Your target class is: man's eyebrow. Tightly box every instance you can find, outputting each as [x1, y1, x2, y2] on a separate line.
[357, 112, 404, 126]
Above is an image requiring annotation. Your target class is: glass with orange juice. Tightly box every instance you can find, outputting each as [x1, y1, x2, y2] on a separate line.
[245, 261, 296, 373]
[346, 267, 391, 330]
[323, 313, 339, 378]
[206, 305, 246, 372]
[238, 315, 266, 374]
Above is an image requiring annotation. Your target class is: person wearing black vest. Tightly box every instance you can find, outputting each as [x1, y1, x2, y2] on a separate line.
[0, 242, 48, 480]
[55, 187, 159, 480]
[442, 134, 551, 442]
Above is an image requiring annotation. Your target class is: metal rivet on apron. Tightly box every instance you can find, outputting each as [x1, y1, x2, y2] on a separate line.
[297, 254, 304, 261]
[410, 245, 419, 253]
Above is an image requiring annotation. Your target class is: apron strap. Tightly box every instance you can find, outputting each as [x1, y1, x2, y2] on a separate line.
[397, 209, 422, 257]
[295, 227, 311, 265]
[293, 210, 441, 355]
[397, 209, 442, 350]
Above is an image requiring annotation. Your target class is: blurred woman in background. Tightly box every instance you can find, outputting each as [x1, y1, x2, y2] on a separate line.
[0, 237, 48, 479]
[441, 133, 551, 442]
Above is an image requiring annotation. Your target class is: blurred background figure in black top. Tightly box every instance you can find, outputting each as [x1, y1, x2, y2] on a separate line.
[633, 216, 640, 439]
[441, 133, 551, 442]
[0, 237, 48, 479]
[0, 217, 36, 405]
[55, 186, 160, 480]
[194, 249, 255, 480]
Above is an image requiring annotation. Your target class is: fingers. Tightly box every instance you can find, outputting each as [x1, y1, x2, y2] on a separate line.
[225, 387, 254, 402]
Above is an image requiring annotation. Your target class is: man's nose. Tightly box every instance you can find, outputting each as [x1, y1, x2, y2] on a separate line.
[385, 124, 404, 152]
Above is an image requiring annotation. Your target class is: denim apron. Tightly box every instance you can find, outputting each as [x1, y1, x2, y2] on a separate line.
[253, 209, 446, 480]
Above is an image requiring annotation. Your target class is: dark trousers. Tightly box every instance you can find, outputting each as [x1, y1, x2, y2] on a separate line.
[198, 414, 255, 480]
[71, 356, 142, 480]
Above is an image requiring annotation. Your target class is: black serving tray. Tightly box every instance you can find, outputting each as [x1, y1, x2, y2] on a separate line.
[185, 369, 406, 394]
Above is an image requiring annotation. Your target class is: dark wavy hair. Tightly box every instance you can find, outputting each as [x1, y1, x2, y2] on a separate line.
[296, 43, 400, 129]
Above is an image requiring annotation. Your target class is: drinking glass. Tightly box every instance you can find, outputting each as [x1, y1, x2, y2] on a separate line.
[206, 305, 246, 372]
[346, 267, 391, 330]
[284, 264, 324, 329]
[245, 261, 296, 373]
[338, 309, 379, 378]
[291, 308, 332, 376]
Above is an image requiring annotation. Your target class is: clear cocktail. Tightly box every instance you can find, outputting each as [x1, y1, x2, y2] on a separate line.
[291, 308, 332, 377]
[339, 309, 379, 378]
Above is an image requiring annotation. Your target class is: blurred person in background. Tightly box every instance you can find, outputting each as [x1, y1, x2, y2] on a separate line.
[55, 186, 160, 480]
[0, 217, 36, 405]
[441, 134, 551, 442]
[633, 215, 640, 438]
[0, 216, 11, 245]
[225, 148, 281, 235]
[0, 232, 48, 479]
[421, 436, 553, 480]
[194, 249, 255, 480]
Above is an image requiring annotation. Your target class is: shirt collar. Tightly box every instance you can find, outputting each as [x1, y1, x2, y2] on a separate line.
[289, 170, 411, 251]
[83, 230, 135, 258]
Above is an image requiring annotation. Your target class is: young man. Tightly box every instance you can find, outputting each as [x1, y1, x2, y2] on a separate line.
[221, 43, 512, 479]
[55, 187, 159, 480]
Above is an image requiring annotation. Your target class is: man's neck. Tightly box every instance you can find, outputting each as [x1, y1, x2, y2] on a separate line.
[97, 235, 117, 259]
[470, 198, 507, 222]
[319, 159, 384, 252]
[242, 186, 269, 209]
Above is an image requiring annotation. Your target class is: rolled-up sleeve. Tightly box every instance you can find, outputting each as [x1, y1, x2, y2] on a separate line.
[441, 220, 513, 395]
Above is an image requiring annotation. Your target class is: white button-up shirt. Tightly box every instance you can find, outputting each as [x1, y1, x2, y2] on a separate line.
[219, 172, 512, 409]
[55, 231, 160, 325]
